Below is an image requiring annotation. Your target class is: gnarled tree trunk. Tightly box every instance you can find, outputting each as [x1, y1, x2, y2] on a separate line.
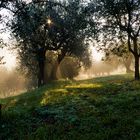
[49, 50, 66, 80]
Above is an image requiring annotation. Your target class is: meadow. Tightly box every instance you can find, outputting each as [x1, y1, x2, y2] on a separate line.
[1, 74, 140, 140]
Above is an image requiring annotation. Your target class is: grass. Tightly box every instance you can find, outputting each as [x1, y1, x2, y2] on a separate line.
[1, 74, 140, 140]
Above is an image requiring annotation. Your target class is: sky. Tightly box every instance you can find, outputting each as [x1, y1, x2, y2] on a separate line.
[91, 48, 103, 62]
[0, 48, 17, 70]
[0, 29, 17, 70]
[0, 8, 17, 70]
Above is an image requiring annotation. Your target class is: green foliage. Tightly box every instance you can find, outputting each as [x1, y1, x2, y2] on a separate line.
[91, 0, 140, 79]
[1, 74, 140, 139]
[11, 0, 92, 85]
[60, 57, 81, 79]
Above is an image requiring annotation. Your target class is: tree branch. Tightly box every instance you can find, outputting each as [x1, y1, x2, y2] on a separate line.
[136, 26, 140, 37]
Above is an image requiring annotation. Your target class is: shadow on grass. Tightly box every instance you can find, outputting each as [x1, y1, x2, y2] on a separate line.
[1, 74, 140, 139]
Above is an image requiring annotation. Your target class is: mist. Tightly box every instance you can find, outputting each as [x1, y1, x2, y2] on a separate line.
[76, 59, 133, 80]
[0, 66, 27, 98]
[0, 46, 135, 98]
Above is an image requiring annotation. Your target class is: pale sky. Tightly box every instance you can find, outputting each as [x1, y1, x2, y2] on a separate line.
[0, 48, 17, 70]
[0, 31, 17, 70]
[91, 48, 103, 62]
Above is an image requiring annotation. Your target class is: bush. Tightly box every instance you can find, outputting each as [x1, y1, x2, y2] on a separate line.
[60, 57, 81, 80]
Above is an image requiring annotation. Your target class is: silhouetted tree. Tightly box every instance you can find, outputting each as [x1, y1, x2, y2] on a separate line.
[92, 0, 140, 80]
[11, 0, 92, 87]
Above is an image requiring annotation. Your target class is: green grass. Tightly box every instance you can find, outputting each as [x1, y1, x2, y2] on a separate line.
[1, 74, 140, 140]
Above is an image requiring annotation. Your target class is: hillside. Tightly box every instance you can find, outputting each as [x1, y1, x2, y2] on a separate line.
[1, 74, 140, 140]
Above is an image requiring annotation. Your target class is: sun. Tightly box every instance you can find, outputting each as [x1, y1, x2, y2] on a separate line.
[47, 19, 52, 25]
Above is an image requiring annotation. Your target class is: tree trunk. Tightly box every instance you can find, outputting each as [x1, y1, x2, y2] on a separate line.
[49, 51, 66, 80]
[38, 59, 45, 87]
[134, 55, 139, 80]
[132, 38, 140, 80]
[123, 55, 133, 73]
[50, 61, 59, 80]
[37, 48, 46, 87]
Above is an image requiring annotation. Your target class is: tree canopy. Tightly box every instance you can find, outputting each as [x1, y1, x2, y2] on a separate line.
[2, 0, 140, 87]
[11, 0, 92, 87]
[91, 0, 140, 79]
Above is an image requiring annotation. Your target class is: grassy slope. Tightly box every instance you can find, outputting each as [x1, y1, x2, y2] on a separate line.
[1, 74, 140, 140]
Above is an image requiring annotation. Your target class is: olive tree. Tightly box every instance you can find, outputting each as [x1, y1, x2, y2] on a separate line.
[11, 0, 92, 87]
[93, 0, 140, 80]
